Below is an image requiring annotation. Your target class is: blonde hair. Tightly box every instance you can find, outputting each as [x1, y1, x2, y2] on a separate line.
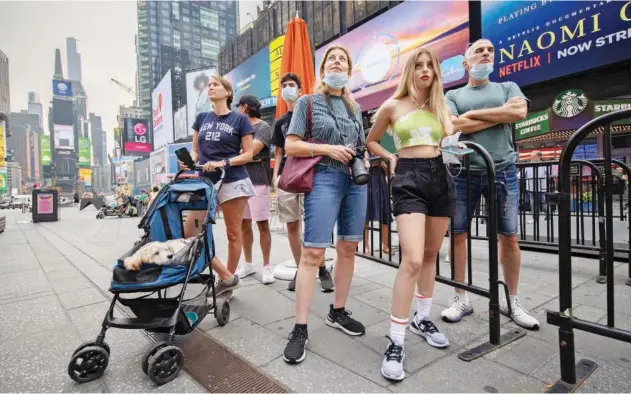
[391, 47, 452, 138]
[315, 45, 358, 111]
[210, 75, 234, 108]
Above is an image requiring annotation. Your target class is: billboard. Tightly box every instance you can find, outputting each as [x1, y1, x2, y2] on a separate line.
[223, 47, 271, 109]
[269, 35, 285, 98]
[0, 173, 6, 194]
[150, 147, 167, 188]
[79, 168, 92, 186]
[174, 105, 189, 141]
[134, 158, 151, 189]
[123, 118, 151, 154]
[152, 69, 174, 149]
[52, 98, 74, 125]
[0, 119, 6, 174]
[53, 124, 75, 150]
[185, 68, 216, 130]
[78, 137, 91, 167]
[314, 1, 470, 111]
[53, 80, 72, 97]
[481, 1, 631, 86]
[166, 142, 193, 175]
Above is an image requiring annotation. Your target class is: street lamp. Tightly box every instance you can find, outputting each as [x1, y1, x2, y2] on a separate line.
[246, 12, 255, 25]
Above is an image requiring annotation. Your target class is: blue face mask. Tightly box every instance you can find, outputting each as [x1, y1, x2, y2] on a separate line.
[323, 71, 349, 90]
[469, 63, 494, 81]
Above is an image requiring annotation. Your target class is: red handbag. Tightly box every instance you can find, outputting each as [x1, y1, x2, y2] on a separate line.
[278, 96, 322, 193]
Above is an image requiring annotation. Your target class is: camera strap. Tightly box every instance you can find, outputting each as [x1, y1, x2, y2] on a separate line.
[323, 93, 363, 147]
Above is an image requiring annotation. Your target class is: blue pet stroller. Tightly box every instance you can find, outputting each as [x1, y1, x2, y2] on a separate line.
[67, 170, 230, 385]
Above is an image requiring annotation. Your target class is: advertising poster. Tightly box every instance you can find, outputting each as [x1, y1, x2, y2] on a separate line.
[0, 119, 6, 173]
[78, 137, 91, 167]
[41, 135, 52, 166]
[481, 1, 632, 86]
[185, 68, 216, 130]
[174, 106, 189, 141]
[166, 142, 193, 175]
[53, 124, 75, 150]
[37, 193, 54, 214]
[79, 168, 92, 186]
[314, 1, 470, 111]
[0, 173, 6, 193]
[269, 35, 285, 98]
[223, 47, 271, 109]
[150, 148, 167, 188]
[123, 118, 151, 154]
[152, 69, 174, 149]
[52, 80, 72, 97]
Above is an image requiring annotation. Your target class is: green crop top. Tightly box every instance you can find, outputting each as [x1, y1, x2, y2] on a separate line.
[389, 109, 443, 151]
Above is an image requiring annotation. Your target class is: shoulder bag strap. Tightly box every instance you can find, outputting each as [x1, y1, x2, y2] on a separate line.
[305, 95, 313, 140]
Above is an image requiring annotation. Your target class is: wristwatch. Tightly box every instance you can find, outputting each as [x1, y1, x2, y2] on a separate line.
[223, 158, 231, 167]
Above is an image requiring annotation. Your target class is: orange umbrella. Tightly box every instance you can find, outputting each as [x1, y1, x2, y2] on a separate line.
[275, 15, 315, 119]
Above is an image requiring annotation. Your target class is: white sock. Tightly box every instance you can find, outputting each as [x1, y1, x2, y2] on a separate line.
[509, 294, 518, 304]
[415, 293, 432, 322]
[389, 315, 408, 346]
[456, 292, 469, 304]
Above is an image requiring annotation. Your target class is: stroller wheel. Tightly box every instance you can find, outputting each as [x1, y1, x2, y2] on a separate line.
[215, 300, 230, 326]
[68, 346, 109, 383]
[147, 345, 184, 385]
[142, 342, 168, 376]
[73, 341, 110, 357]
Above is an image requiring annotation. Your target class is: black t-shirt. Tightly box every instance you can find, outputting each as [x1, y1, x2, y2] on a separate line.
[271, 111, 292, 175]
[193, 111, 253, 183]
[245, 121, 273, 185]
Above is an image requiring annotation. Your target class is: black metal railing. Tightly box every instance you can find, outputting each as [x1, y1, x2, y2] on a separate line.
[545, 109, 631, 392]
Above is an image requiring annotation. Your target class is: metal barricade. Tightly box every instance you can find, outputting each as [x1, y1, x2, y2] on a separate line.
[545, 109, 631, 392]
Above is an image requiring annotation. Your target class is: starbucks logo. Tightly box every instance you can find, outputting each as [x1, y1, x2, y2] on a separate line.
[553, 89, 588, 118]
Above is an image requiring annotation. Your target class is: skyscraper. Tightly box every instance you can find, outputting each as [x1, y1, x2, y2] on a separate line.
[28, 92, 44, 133]
[136, 0, 239, 116]
[0, 50, 9, 117]
[66, 37, 82, 82]
[89, 113, 106, 166]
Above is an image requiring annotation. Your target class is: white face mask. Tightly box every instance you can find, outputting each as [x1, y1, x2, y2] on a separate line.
[323, 71, 349, 90]
[281, 86, 299, 103]
[469, 63, 494, 81]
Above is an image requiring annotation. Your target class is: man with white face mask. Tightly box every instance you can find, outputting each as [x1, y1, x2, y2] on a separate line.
[442, 39, 540, 330]
[272, 72, 334, 292]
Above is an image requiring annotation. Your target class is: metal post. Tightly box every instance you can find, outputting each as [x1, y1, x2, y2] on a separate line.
[603, 125, 615, 328]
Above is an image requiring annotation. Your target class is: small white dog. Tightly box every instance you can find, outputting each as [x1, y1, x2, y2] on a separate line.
[123, 238, 193, 271]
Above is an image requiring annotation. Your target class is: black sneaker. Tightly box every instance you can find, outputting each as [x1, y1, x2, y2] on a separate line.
[319, 267, 334, 293]
[283, 325, 308, 364]
[325, 304, 365, 336]
[288, 272, 297, 292]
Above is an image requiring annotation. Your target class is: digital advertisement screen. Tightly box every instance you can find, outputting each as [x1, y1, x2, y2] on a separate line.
[152, 69, 174, 149]
[52, 80, 72, 97]
[53, 124, 75, 150]
[123, 118, 151, 154]
[52, 98, 74, 126]
[223, 47, 271, 109]
[185, 68, 216, 131]
[78, 137, 91, 167]
[314, 1, 470, 111]
[481, 1, 631, 86]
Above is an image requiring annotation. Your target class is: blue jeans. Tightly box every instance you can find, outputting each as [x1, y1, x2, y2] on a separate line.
[303, 165, 368, 248]
[452, 164, 519, 236]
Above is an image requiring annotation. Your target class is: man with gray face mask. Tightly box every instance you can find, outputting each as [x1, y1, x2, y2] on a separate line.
[441, 39, 539, 330]
[272, 72, 334, 292]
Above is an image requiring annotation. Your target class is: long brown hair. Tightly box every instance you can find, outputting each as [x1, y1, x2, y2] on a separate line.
[391, 47, 451, 138]
[315, 45, 358, 111]
[211, 75, 234, 108]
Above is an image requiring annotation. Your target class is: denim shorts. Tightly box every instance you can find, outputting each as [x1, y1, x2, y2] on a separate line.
[451, 164, 519, 236]
[303, 164, 368, 248]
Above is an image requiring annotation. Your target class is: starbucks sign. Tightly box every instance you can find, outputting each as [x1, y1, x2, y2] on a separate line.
[552, 89, 588, 118]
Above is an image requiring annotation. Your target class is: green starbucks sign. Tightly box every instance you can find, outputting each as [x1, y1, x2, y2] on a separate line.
[79, 137, 91, 167]
[515, 110, 550, 141]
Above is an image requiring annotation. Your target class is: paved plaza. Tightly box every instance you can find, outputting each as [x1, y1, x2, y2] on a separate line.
[0, 207, 630, 393]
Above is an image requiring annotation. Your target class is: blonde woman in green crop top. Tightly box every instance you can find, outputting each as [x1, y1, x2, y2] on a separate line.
[366, 47, 456, 381]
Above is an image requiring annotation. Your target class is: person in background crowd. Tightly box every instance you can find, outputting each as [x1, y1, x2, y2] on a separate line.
[367, 47, 454, 381]
[442, 38, 539, 330]
[181, 75, 255, 297]
[282, 45, 368, 364]
[363, 150, 393, 256]
[73, 191, 80, 206]
[523, 151, 548, 223]
[149, 186, 159, 203]
[234, 95, 275, 284]
[272, 72, 334, 292]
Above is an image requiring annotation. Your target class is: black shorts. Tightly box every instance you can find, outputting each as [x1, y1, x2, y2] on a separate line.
[391, 156, 455, 217]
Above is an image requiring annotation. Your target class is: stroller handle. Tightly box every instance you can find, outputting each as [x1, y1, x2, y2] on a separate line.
[173, 166, 226, 187]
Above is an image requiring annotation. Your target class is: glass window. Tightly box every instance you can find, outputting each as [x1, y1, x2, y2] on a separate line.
[162, 17, 170, 25]
[172, 1, 179, 19]
[182, 7, 190, 15]
[162, 26, 171, 35]
[162, 9, 169, 17]
[200, 8, 219, 30]
[183, 32, 191, 40]
[201, 37, 220, 59]
[182, 15, 190, 23]
[162, 1, 169, 9]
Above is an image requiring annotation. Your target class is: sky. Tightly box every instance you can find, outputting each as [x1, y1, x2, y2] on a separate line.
[0, 0, 261, 155]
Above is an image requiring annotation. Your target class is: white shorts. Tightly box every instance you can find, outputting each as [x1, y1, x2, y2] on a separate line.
[218, 178, 256, 205]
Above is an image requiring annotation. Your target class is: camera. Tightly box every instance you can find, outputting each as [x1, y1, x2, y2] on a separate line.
[350, 147, 370, 185]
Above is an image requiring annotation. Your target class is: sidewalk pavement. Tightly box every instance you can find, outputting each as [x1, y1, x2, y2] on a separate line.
[0, 207, 629, 393]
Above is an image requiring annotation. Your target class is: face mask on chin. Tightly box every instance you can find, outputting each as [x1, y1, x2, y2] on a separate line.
[469, 62, 494, 81]
[323, 71, 349, 90]
[281, 86, 299, 103]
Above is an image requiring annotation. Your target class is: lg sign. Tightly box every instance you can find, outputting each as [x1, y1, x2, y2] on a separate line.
[133, 122, 147, 142]
[124, 118, 151, 154]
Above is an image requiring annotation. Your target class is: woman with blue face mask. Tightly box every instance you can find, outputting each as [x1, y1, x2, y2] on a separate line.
[282, 45, 369, 365]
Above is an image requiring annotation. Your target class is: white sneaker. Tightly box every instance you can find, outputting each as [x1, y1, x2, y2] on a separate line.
[236, 262, 256, 279]
[261, 265, 275, 284]
[500, 298, 540, 330]
[381, 336, 405, 381]
[441, 295, 474, 323]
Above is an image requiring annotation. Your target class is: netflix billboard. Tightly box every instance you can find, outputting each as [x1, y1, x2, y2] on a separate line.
[122, 118, 151, 156]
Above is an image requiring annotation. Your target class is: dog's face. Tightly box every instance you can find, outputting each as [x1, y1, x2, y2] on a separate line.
[140, 243, 175, 265]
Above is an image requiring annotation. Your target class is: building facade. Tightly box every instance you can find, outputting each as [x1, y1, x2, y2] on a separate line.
[6, 161, 22, 194]
[0, 50, 9, 117]
[89, 113, 106, 167]
[8, 111, 42, 181]
[28, 92, 43, 132]
[136, 0, 240, 116]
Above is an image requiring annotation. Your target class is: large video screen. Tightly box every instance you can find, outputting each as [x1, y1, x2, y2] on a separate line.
[52, 98, 74, 126]
[152, 70, 174, 149]
[481, 1, 631, 86]
[123, 118, 151, 155]
[185, 68, 216, 131]
[53, 124, 75, 150]
[223, 47, 271, 109]
[314, 1, 470, 111]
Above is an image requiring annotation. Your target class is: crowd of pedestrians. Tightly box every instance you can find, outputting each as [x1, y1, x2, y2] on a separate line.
[178, 38, 540, 381]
